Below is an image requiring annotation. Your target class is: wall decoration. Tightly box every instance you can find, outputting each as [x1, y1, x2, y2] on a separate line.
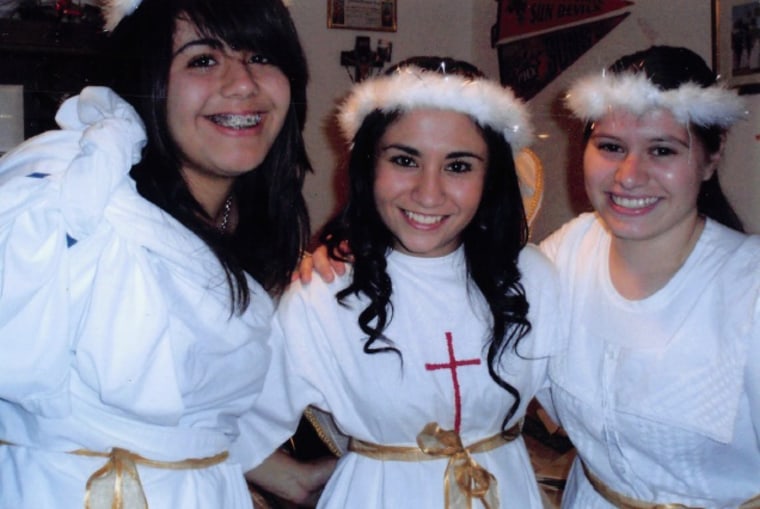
[515, 148, 544, 228]
[328, 0, 396, 32]
[713, 0, 760, 92]
[339, 35, 392, 82]
[720, 89, 760, 233]
[0, 84, 23, 153]
[494, 0, 633, 99]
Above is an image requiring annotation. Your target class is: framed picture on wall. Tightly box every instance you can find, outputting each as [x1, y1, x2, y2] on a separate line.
[327, 0, 396, 32]
[713, 0, 760, 91]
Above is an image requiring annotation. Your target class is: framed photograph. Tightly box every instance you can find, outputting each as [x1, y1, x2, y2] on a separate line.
[328, 0, 397, 32]
[713, 0, 760, 91]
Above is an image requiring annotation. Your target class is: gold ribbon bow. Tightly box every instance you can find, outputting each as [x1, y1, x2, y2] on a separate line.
[416, 423, 499, 509]
[81, 448, 147, 509]
[74, 447, 229, 509]
[348, 422, 519, 509]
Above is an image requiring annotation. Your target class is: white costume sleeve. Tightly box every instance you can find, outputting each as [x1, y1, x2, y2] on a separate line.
[748, 288, 760, 443]
[240, 276, 341, 467]
[0, 87, 146, 417]
[523, 242, 565, 423]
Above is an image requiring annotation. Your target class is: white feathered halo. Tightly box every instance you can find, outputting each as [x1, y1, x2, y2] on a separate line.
[100, 0, 295, 32]
[337, 66, 534, 152]
[100, 0, 143, 31]
[565, 72, 747, 128]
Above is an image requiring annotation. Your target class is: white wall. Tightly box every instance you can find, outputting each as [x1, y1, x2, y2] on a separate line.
[290, 1, 758, 238]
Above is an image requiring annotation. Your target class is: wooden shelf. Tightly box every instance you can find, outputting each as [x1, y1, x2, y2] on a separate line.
[0, 17, 115, 138]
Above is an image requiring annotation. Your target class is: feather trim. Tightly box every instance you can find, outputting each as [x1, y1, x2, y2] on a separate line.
[565, 72, 747, 128]
[337, 66, 534, 151]
[100, 0, 143, 31]
[100, 0, 292, 32]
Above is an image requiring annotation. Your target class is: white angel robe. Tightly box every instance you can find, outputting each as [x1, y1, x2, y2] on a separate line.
[0, 87, 273, 508]
[248, 246, 562, 508]
[538, 213, 760, 508]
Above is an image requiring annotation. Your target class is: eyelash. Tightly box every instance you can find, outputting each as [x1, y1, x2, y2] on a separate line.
[249, 54, 271, 65]
[389, 155, 417, 167]
[596, 142, 623, 153]
[187, 52, 271, 69]
[595, 142, 677, 158]
[188, 54, 216, 68]
[446, 161, 472, 173]
[387, 155, 473, 173]
[651, 146, 676, 156]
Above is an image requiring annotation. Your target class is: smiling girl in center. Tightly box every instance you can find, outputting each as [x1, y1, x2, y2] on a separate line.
[248, 56, 563, 508]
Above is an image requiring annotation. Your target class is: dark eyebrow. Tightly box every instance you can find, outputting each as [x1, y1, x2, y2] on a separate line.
[380, 143, 420, 156]
[173, 38, 224, 58]
[588, 131, 620, 141]
[651, 135, 690, 149]
[591, 131, 690, 149]
[380, 144, 485, 161]
[447, 151, 485, 161]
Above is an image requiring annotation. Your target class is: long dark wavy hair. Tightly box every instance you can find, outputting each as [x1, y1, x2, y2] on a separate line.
[105, 0, 311, 307]
[321, 57, 532, 427]
[595, 45, 744, 232]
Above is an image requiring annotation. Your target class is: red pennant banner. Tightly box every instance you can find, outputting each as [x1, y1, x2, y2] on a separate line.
[498, 13, 630, 100]
[495, 0, 633, 44]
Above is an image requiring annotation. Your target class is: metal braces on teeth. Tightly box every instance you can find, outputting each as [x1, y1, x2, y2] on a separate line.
[212, 114, 262, 128]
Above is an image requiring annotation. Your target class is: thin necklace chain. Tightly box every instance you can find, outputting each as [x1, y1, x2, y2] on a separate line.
[218, 195, 233, 233]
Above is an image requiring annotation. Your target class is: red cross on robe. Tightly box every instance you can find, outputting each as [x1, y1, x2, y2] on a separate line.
[425, 332, 481, 433]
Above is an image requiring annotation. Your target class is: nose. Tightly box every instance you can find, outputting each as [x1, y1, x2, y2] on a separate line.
[412, 168, 445, 207]
[614, 153, 648, 188]
[221, 58, 259, 97]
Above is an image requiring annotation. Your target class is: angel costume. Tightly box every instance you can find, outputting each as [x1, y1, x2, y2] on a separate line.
[248, 245, 561, 508]
[0, 87, 272, 508]
[538, 213, 760, 508]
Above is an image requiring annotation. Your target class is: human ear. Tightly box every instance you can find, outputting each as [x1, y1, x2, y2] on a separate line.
[702, 133, 726, 182]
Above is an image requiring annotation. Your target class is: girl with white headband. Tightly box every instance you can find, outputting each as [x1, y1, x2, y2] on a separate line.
[0, 0, 334, 507]
[537, 45, 760, 508]
[249, 56, 562, 508]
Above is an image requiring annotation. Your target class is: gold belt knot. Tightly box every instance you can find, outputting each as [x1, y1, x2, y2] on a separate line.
[348, 421, 521, 509]
[73, 446, 229, 509]
[416, 423, 499, 509]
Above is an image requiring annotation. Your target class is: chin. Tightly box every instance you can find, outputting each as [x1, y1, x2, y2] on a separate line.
[219, 159, 264, 175]
[606, 221, 658, 241]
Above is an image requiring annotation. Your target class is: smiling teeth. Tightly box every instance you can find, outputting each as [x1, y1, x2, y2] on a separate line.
[210, 113, 262, 129]
[405, 210, 443, 225]
[611, 195, 659, 209]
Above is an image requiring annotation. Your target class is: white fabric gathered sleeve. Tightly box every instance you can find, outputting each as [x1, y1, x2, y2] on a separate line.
[56, 86, 147, 238]
[238, 279, 343, 469]
[0, 87, 146, 417]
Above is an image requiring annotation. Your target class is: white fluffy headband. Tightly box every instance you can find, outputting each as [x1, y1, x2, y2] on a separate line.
[101, 0, 142, 31]
[565, 72, 747, 128]
[337, 66, 534, 151]
[100, 0, 295, 31]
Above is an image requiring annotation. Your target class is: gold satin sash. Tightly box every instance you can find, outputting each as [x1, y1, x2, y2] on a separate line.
[348, 421, 521, 509]
[582, 461, 760, 509]
[1, 440, 228, 509]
